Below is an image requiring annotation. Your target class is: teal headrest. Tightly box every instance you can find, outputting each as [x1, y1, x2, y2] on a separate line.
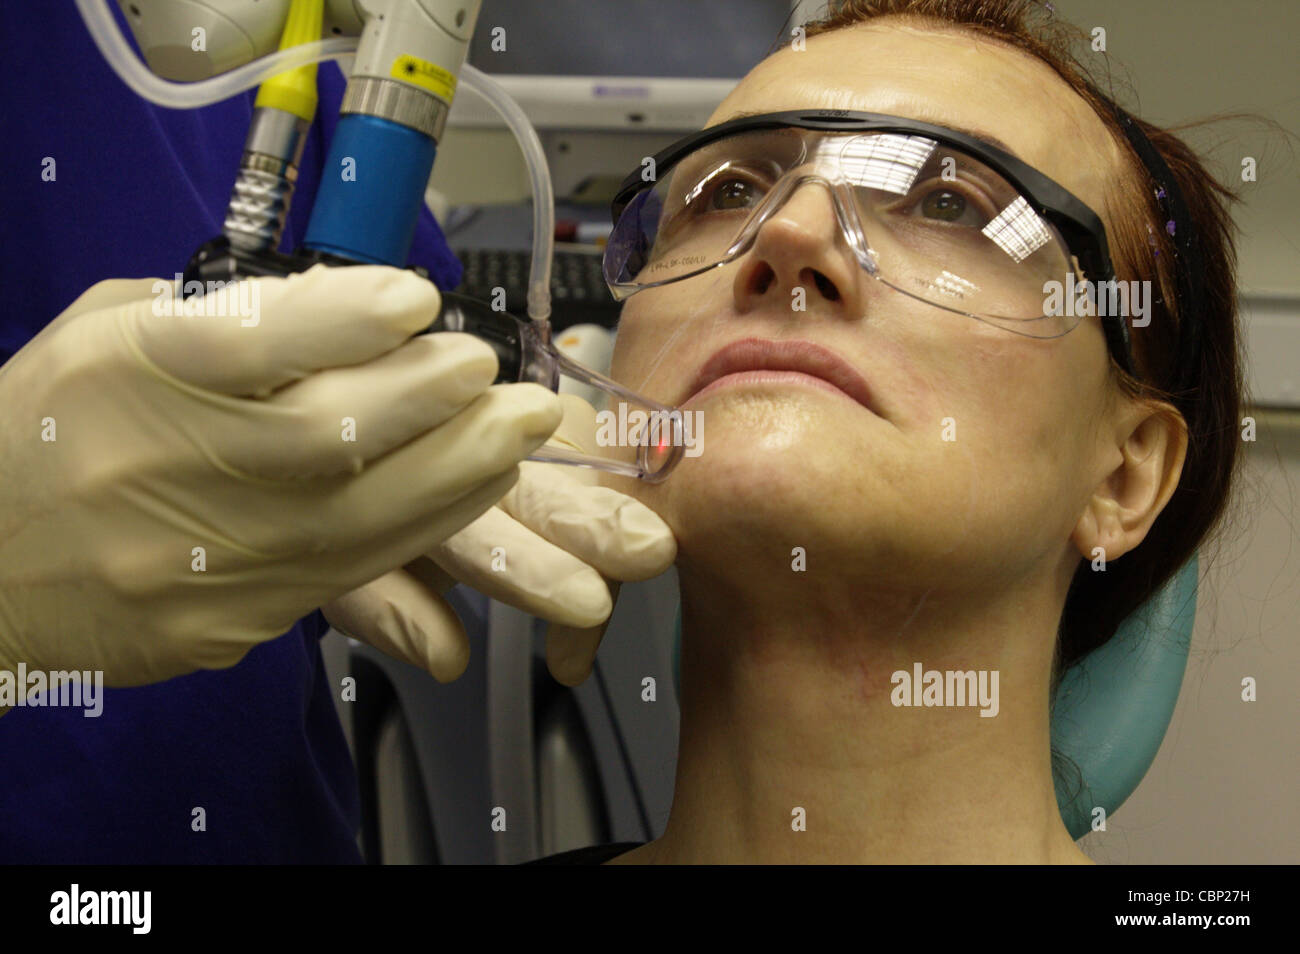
[670, 553, 1198, 841]
[1050, 552, 1197, 837]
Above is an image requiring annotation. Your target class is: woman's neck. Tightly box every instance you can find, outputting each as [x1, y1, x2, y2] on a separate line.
[633, 565, 1090, 864]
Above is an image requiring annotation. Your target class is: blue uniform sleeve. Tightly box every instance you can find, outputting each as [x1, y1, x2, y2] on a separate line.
[0, 2, 463, 863]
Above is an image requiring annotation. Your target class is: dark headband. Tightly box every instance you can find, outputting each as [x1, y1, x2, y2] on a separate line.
[1102, 98, 1206, 397]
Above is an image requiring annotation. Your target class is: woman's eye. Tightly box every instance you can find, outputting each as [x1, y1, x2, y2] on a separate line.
[707, 177, 761, 211]
[921, 188, 968, 221]
[900, 183, 994, 228]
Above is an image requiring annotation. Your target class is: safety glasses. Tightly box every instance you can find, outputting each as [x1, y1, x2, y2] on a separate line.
[606, 109, 1136, 376]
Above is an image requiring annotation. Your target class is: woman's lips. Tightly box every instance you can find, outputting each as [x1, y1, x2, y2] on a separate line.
[687, 369, 865, 406]
[682, 338, 879, 412]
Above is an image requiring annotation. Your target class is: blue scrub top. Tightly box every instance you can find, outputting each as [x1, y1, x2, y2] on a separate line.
[0, 5, 463, 862]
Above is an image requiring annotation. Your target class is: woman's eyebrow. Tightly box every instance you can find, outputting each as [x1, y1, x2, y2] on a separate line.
[923, 121, 1019, 159]
[712, 108, 1020, 158]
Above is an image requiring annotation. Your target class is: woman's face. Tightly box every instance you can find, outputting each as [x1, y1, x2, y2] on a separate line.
[608, 21, 1132, 591]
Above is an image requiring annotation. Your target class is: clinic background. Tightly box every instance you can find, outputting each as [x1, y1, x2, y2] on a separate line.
[320, 0, 1299, 863]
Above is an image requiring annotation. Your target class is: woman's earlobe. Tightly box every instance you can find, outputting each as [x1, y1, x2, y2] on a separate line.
[1071, 496, 1127, 565]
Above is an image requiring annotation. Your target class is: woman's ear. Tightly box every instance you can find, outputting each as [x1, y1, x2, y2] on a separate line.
[1071, 399, 1188, 563]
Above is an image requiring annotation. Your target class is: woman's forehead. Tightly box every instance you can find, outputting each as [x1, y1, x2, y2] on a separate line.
[712, 22, 1123, 213]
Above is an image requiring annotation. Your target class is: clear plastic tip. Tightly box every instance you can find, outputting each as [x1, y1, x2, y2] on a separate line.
[427, 293, 685, 482]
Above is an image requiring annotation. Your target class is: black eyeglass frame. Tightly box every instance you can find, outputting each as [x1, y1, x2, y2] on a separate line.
[608, 108, 1136, 376]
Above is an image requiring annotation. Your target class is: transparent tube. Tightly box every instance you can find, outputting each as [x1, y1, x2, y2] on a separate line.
[459, 64, 554, 328]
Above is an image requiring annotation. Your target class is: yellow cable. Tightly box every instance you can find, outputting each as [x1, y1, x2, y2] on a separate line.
[253, 0, 324, 121]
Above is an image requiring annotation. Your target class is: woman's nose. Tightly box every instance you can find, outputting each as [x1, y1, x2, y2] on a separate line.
[731, 178, 865, 317]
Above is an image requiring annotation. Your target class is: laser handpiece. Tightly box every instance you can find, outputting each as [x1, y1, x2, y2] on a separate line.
[429, 294, 684, 482]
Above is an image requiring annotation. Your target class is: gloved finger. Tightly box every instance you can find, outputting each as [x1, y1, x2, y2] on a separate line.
[309, 383, 562, 553]
[127, 264, 443, 397]
[137, 467, 527, 670]
[548, 392, 601, 458]
[429, 506, 613, 628]
[498, 391, 676, 578]
[20, 278, 171, 348]
[498, 461, 676, 581]
[223, 383, 559, 560]
[320, 565, 472, 683]
[545, 582, 622, 686]
[293, 464, 523, 590]
[217, 332, 500, 479]
[402, 554, 458, 596]
[59, 278, 170, 322]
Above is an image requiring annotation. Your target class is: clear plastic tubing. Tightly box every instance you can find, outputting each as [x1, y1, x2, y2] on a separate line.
[73, 0, 555, 327]
[459, 64, 554, 328]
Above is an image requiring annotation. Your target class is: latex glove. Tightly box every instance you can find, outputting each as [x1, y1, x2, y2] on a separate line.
[321, 393, 676, 685]
[0, 265, 562, 700]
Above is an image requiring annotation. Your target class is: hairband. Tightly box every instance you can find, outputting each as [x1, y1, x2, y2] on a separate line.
[1102, 97, 1206, 396]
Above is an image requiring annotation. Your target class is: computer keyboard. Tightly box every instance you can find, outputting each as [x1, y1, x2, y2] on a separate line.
[454, 247, 623, 331]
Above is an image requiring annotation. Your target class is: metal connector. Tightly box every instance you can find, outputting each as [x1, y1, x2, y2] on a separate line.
[341, 76, 449, 141]
[223, 107, 311, 252]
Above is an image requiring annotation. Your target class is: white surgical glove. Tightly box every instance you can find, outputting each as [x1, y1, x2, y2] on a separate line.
[0, 265, 562, 701]
[321, 393, 676, 685]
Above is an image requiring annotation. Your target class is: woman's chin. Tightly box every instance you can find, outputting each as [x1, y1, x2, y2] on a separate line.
[641, 413, 876, 557]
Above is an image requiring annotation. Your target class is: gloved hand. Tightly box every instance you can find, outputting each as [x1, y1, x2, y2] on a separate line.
[321, 392, 676, 685]
[0, 265, 562, 701]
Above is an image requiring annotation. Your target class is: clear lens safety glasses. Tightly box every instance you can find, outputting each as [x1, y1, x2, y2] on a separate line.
[605, 115, 1124, 343]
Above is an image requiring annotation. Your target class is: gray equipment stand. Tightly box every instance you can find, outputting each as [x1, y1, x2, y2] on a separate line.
[323, 570, 681, 864]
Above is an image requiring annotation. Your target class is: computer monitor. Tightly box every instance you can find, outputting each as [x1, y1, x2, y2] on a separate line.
[449, 0, 801, 133]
